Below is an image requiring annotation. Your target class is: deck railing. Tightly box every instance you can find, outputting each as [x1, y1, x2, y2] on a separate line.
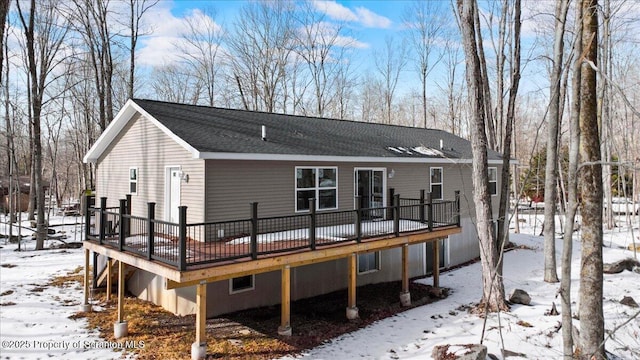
[85, 190, 460, 271]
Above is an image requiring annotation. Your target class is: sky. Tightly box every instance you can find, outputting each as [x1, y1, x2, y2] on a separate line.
[137, 0, 417, 68]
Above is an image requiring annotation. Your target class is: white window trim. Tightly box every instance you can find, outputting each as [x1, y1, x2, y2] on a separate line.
[357, 251, 381, 274]
[353, 167, 387, 210]
[295, 166, 339, 213]
[129, 167, 138, 195]
[488, 167, 498, 196]
[229, 275, 255, 294]
[430, 167, 443, 200]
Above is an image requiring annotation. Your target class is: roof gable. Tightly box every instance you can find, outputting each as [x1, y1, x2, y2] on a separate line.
[84, 99, 505, 164]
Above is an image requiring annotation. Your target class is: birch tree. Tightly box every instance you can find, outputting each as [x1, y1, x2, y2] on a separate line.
[559, 3, 582, 355]
[456, 0, 507, 311]
[543, 0, 570, 284]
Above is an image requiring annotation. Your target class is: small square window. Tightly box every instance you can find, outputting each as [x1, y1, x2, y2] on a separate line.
[358, 252, 380, 273]
[229, 275, 254, 294]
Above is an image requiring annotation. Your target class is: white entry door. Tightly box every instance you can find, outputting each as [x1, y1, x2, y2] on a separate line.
[166, 167, 181, 223]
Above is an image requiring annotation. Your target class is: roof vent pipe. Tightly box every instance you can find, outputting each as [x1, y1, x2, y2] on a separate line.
[440, 139, 443, 150]
[261, 125, 267, 141]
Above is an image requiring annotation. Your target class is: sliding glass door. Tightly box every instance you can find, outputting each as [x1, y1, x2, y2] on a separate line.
[355, 169, 385, 219]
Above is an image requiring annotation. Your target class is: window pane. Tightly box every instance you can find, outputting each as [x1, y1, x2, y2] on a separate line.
[488, 168, 497, 181]
[489, 181, 497, 196]
[431, 184, 442, 200]
[318, 189, 336, 209]
[318, 168, 336, 187]
[130, 168, 137, 180]
[431, 168, 442, 183]
[130, 182, 137, 194]
[358, 252, 378, 273]
[296, 168, 315, 188]
[231, 275, 253, 292]
[297, 190, 315, 211]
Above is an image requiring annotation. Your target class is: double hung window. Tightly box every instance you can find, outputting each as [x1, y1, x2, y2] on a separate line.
[296, 167, 338, 211]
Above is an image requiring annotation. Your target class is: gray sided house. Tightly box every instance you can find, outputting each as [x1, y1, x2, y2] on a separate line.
[84, 99, 506, 318]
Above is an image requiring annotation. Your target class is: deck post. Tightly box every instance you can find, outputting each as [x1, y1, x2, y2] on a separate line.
[278, 265, 292, 336]
[427, 192, 433, 231]
[114, 260, 128, 339]
[346, 253, 359, 320]
[147, 202, 156, 260]
[118, 199, 126, 251]
[419, 190, 426, 223]
[106, 258, 113, 301]
[309, 199, 316, 250]
[393, 194, 400, 237]
[400, 244, 411, 306]
[388, 188, 395, 219]
[455, 190, 461, 227]
[433, 239, 440, 288]
[84, 194, 92, 241]
[81, 248, 92, 312]
[355, 196, 362, 242]
[250, 202, 258, 260]
[125, 194, 132, 237]
[99, 197, 107, 245]
[178, 206, 188, 271]
[191, 283, 207, 359]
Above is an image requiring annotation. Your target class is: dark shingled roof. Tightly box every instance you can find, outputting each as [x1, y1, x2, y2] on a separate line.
[133, 99, 503, 161]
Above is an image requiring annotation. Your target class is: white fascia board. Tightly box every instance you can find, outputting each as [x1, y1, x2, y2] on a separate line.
[83, 100, 199, 163]
[196, 152, 495, 164]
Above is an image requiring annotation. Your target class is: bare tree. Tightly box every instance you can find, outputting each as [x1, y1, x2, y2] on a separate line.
[126, 0, 158, 100]
[0, 0, 9, 85]
[403, 0, 445, 128]
[178, 7, 223, 107]
[578, 0, 605, 357]
[543, 0, 570, 284]
[456, 0, 507, 312]
[16, 0, 69, 249]
[560, 3, 583, 356]
[374, 36, 408, 125]
[293, 3, 352, 118]
[227, 0, 295, 113]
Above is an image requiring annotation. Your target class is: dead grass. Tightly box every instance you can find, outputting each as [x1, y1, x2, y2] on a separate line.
[52, 268, 446, 359]
[48, 266, 85, 287]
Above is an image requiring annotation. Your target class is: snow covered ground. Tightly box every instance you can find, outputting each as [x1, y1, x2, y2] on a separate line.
[1, 213, 639, 359]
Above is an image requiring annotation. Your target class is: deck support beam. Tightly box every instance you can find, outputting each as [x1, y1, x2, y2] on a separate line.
[114, 260, 128, 338]
[433, 239, 440, 288]
[399, 244, 411, 306]
[278, 265, 292, 336]
[106, 258, 113, 301]
[81, 248, 92, 312]
[346, 253, 359, 320]
[191, 283, 207, 359]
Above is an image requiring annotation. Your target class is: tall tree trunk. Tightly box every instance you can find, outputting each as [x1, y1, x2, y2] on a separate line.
[578, 0, 605, 357]
[457, 0, 507, 312]
[560, 4, 583, 356]
[497, 0, 521, 275]
[543, 0, 569, 284]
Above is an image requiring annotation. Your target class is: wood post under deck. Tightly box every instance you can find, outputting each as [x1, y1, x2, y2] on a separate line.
[195, 283, 207, 344]
[346, 253, 358, 319]
[433, 240, 440, 288]
[400, 244, 411, 306]
[117, 261, 125, 322]
[278, 265, 292, 336]
[82, 248, 91, 312]
[106, 258, 113, 301]
[113, 260, 128, 339]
